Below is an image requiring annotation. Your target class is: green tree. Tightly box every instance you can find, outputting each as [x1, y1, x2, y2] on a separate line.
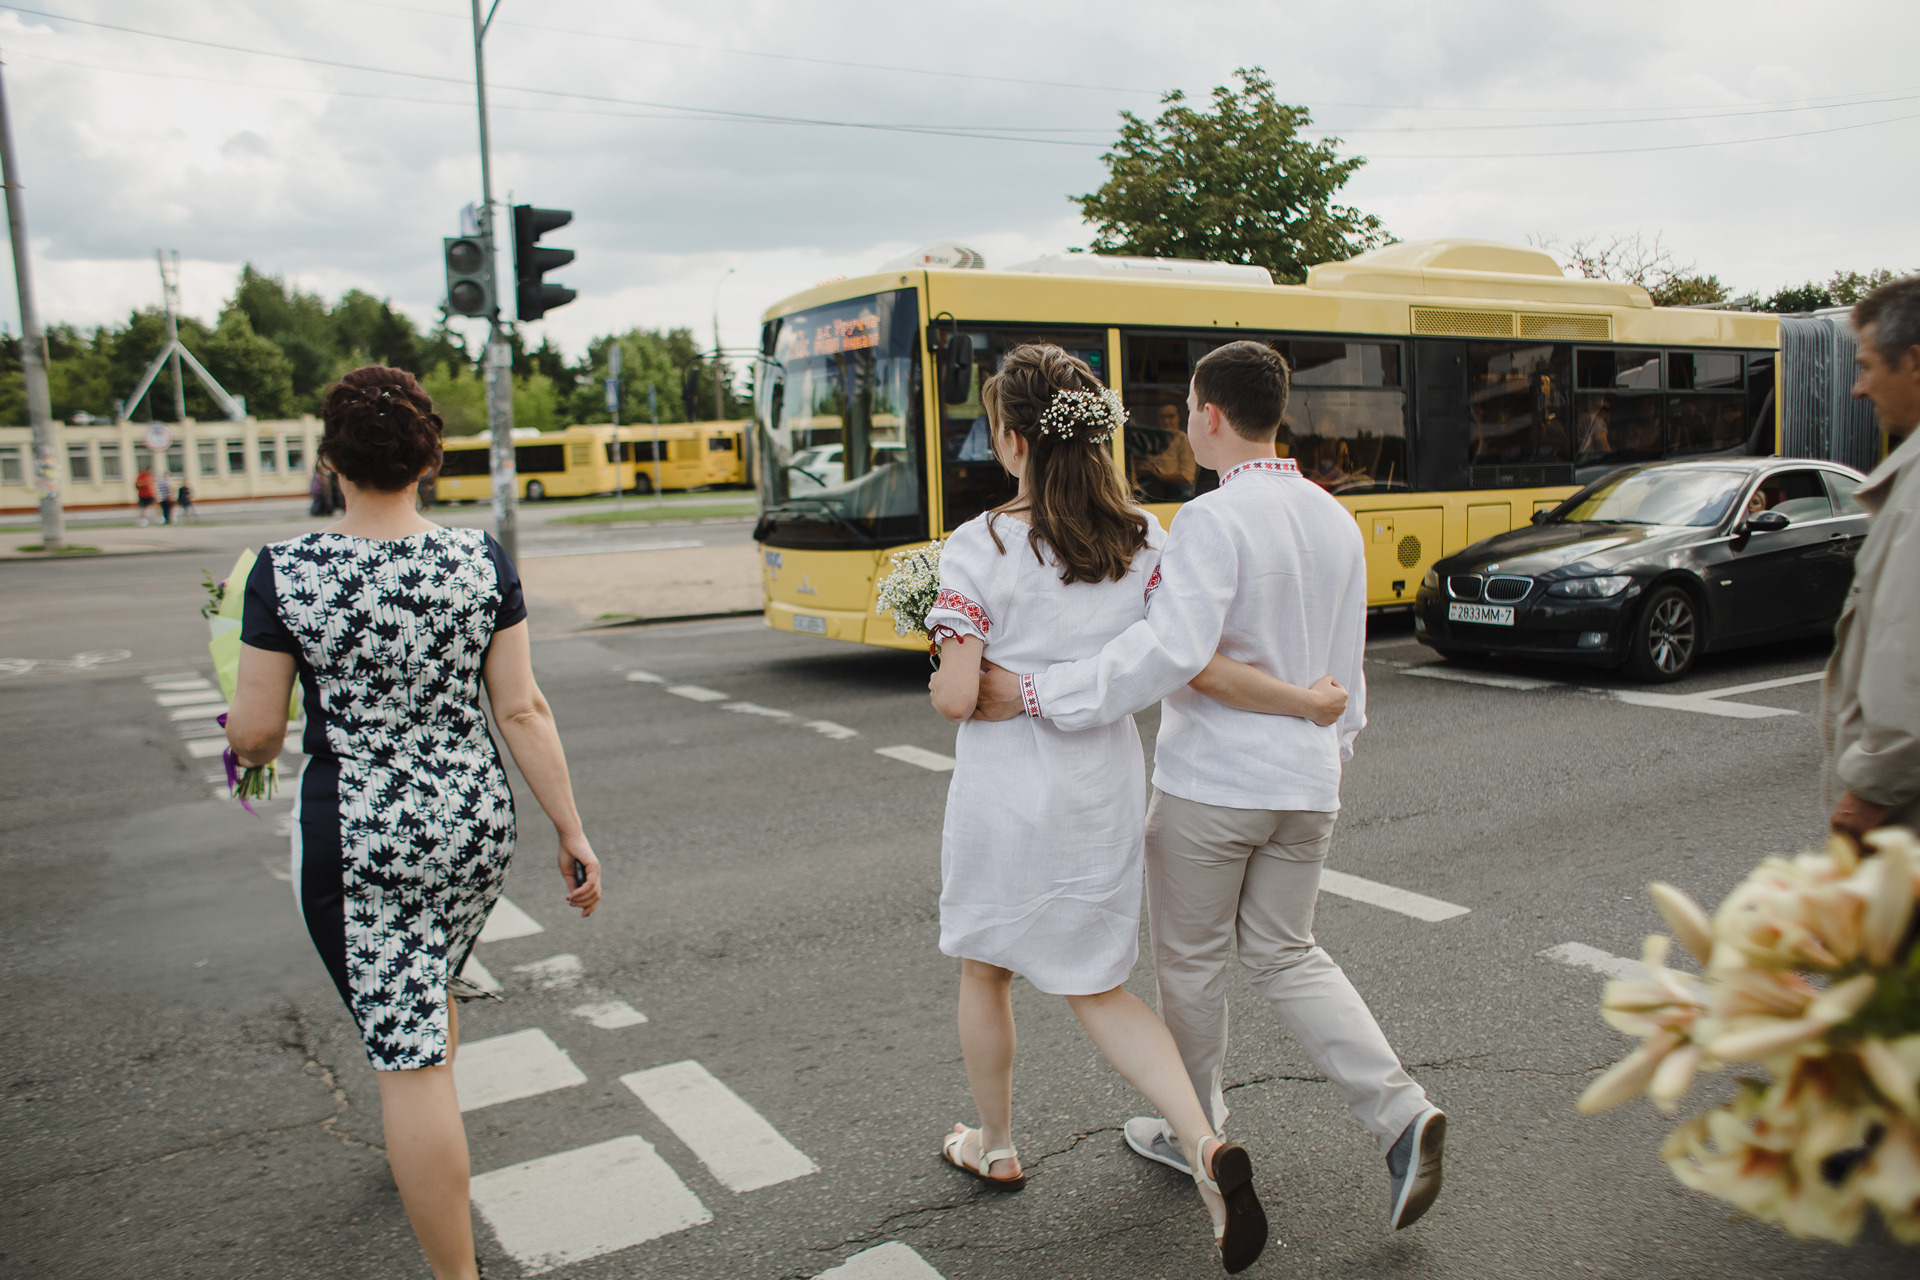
[1073, 68, 1390, 284]
[1534, 233, 1731, 307]
[330, 289, 421, 373]
[1759, 268, 1910, 313]
[202, 309, 296, 419]
[421, 362, 489, 436]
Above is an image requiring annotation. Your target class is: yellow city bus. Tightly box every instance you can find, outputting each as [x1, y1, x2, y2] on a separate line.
[437, 425, 621, 502]
[615, 421, 749, 492]
[752, 239, 1805, 651]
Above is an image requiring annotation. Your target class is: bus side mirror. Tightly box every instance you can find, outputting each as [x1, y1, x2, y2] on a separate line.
[940, 335, 974, 404]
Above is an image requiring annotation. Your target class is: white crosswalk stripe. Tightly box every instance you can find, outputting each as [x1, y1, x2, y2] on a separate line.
[154, 688, 229, 706]
[813, 1242, 948, 1279]
[1319, 870, 1470, 922]
[666, 684, 729, 702]
[454, 1028, 587, 1113]
[479, 896, 545, 942]
[874, 744, 956, 772]
[513, 954, 584, 990]
[471, 1135, 711, 1274]
[571, 999, 649, 1029]
[1539, 941, 1648, 981]
[622, 1059, 818, 1192]
[168, 702, 229, 721]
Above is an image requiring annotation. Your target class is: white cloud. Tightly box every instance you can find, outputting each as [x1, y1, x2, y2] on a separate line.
[0, 0, 1912, 366]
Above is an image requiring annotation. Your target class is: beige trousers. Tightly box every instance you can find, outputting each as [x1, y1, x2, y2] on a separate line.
[1144, 788, 1430, 1153]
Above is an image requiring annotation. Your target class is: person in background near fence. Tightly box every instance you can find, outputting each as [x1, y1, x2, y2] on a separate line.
[155, 468, 174, 525]
[225, 366, 603, 1280]
[175, 480, 196, 522]
[135, 464, 156, 526]
[1827, 274, 1920, 843]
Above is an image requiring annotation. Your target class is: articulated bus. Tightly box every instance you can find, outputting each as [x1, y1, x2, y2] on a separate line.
[437, 425, 621, 502]
[752, 238, 1876, 651]
[614, 421, 749, 493]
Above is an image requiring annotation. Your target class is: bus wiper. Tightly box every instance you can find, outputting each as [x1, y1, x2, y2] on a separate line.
[765, 496, 879, 546]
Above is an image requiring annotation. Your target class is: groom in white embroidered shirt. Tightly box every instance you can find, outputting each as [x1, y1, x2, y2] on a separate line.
[977, 340, 1446, 1231]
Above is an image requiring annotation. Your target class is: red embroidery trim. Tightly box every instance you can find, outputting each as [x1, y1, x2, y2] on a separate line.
[931, 588, 990, 638]
[1144, 564, 1163, 604]
[1021, 673, 1042, 719]
[1220, 457, 1302, 484]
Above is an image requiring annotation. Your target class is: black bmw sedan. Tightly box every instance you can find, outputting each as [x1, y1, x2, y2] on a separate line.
[1412, 458, 1870, 681]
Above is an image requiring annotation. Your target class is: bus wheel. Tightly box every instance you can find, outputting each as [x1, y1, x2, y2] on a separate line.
[633, 474, 653, 495]
[525, 479, 546, 501]
[1625, 585, 1698, 683]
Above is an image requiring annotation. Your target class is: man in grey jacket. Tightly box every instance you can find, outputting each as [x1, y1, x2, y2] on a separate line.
[1828, 275, 1920, 841]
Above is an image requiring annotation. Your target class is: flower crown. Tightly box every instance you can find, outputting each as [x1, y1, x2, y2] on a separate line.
[1036, 387, 1126, 446]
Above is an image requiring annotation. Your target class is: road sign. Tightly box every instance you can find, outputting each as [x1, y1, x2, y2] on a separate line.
[604, 377, 620, 415]
[144, 424, 173, 453]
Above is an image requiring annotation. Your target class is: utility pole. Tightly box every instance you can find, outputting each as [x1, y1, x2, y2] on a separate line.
[470, 0, 517, 563]
[158, 250, 186, 423]
[712, 265, 734, 421]
[0, 57, 61, 549]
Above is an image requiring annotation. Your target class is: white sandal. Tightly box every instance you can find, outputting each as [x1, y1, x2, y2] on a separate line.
[941, 1124, 1027, 1191]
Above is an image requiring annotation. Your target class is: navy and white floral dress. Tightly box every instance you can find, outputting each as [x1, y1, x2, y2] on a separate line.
[242, 527, 526, 1071]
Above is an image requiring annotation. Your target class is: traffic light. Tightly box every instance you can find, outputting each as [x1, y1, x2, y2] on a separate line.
[443, 234, 494, 317]
[512, 205, 576, 322]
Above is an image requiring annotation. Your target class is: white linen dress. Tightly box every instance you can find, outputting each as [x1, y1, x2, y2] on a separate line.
[927, 509, 1167, 995]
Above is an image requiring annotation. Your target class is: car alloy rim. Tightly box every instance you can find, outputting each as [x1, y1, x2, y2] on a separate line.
[1648, 596, 1696, 674]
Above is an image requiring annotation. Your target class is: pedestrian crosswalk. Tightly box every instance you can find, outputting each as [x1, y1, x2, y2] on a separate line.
[146, 670, 306, 793]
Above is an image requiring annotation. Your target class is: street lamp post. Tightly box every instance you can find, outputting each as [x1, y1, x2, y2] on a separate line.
[0, 56, 61, 550]
[469, 0, 518, 563]
[713, 265, 734, 421]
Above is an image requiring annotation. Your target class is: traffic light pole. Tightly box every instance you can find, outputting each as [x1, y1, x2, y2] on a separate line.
[0, 57, 62, 551]
[470, 0, 518, 563]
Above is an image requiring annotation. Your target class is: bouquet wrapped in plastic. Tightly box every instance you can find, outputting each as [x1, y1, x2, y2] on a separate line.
[1580, 828, 1920, 1244]
[873, 540, 944, 653]
[203, 548, 301, 813]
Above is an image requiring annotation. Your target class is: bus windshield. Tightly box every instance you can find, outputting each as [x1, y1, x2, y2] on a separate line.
[755, 289, 925, 549]
[1556, 467, 1747, 527]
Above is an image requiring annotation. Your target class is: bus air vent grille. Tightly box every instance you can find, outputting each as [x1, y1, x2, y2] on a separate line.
[1519, 312, 1612, 340]
[1397, 535, 1423, 568]
[1411, 307, 1515, 338]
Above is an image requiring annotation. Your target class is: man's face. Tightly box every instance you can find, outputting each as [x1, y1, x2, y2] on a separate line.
[1853, 324, 1920, 438]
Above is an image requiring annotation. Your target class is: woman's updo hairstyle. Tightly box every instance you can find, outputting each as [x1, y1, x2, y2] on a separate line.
[982, 344, 1148, 586]
[318, 365, 444, 492]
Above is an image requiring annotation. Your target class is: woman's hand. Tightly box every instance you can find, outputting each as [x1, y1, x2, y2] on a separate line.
[1306, 676, 1348, 727]
[558, 832, 602, 917]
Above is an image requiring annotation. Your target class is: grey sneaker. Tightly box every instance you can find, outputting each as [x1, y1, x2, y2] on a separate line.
[1386, 1107, 1446, 1229]
[1123, 1116, 1191, 1174]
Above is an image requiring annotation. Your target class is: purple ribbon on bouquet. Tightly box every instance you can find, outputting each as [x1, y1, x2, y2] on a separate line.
[215, 712, 262, 817]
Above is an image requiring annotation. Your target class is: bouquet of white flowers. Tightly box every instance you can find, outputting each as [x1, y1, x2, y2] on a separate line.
[874, 540, 944, 650]
[1580, 828, 1920, 1244]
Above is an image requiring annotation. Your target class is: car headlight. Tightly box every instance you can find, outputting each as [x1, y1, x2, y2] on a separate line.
[1546, 575, 1632, 599]
[1421, 568, 1440, 591]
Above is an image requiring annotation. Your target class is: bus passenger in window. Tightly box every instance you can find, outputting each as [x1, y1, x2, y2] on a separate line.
[1136, 402, 1197, 494]
[1578, 398, 1613, 457]
[1310, 437, 1351, 490]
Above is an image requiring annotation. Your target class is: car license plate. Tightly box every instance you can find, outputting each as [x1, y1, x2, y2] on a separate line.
[792, 614, 827, 635]
[1448, 602, 1514, 626]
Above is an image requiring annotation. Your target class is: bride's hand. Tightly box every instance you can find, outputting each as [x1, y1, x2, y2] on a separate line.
[1308, 676, 1347, 727]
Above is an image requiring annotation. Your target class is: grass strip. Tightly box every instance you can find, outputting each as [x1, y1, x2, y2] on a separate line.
[550, 502, 756, 526]
[14, 544, 102, 555]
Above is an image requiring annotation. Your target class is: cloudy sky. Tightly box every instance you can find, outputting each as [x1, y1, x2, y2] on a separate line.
[1, 0, 1915, 366]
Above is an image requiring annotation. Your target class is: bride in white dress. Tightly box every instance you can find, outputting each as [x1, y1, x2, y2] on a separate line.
[923, 344, 1346, 1273]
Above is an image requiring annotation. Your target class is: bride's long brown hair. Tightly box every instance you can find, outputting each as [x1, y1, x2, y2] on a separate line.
[982, 344, 1149, 585]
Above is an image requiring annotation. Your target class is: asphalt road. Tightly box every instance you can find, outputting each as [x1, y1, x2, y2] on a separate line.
[0, 513, 1906, 1280]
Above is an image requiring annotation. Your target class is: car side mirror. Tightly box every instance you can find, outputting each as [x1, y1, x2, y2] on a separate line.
[1530, 510, 1552, 525]
[1746, 510, 1790, 533]
[939, 334, 975, 404]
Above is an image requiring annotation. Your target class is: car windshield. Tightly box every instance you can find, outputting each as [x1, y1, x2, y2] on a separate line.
[1557, 468, 1747, 527]
[754, 289, 926, 549]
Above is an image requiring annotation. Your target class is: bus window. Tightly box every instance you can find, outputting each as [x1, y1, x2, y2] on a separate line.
[1121, 333, 1241, 504]
[1464, 343, 1572, 482]
[516, 443, 565, 473]
[1666, 351, 1746, 457]
[940, 329, 1107, 531]
[1277, 339, 1409, 494]
[709, 436, 735, 451]
[437, 446, 490, 477]
[1575, 347, 1663, 478]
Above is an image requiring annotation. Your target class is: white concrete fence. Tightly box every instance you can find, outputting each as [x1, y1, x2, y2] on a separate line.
[0, 418, 323, 512]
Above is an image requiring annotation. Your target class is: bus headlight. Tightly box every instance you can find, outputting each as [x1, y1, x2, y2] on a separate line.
[1547, 575, 1632, 599]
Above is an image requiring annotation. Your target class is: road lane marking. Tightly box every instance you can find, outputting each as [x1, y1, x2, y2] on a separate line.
[479, 897, 545, 942]
[722, 701, 793, 719]
[1695, 671, 1826, 698]
[460, 956, 501, 993]
[624, 669, 665, 683]
[1539, 942, 1648, 981]
[1402, 667, 1560, 691]
[875, 744, 957, 772]
[455, 1028, 588, 1113]
[1605, 689, 1794, 718]
[572, 999, 649, 1029]
[1319, 870, 1470, 922]
[806, 719, 859, 740]
[520, 538, 704, 559]
[169, 703, 230, 721]
[815, 1243, 948, 1280]
[512, 954, 584, 990]
[471, 1135, 710, 1273]
[621, 1060, 819, 1192]
[666, 684, 729, 702]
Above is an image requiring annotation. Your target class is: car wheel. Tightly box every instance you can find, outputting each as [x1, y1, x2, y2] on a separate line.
[525, 479, 545, 501]
[1626, 585, 1699, 682]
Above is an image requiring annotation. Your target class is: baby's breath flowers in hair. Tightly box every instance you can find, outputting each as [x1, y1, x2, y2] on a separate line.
[1036, 388, 1126, 446]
